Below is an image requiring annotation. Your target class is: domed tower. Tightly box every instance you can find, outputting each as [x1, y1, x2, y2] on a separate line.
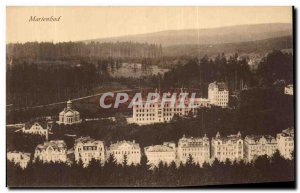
[67, 100, 72, 109]
[57, 99, 82, 125]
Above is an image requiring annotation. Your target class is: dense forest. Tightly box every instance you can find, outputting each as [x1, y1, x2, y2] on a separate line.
[162, 50, 293, 93]
[7, 62, 101, 107]
[7, 151, 294, 187]
[6, 42, 163, 60]
[6, 50, 293, 124]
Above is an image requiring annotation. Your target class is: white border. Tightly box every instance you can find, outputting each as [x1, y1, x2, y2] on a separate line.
[1, 0, 299, 192]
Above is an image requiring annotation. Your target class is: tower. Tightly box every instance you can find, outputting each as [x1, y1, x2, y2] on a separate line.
[67, 100, 72, 109]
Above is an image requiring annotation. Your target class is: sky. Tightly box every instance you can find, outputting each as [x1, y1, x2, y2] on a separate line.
[7, 6, 293, 43]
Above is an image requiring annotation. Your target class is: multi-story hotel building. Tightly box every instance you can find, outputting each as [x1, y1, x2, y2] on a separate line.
[177, 134, 210, 165]
[7, 151, 31, 169]
[244, 135, 277, 162]
[208, 81, 229, 107]
[131, 91, 210, 125]
[211, 132, 243, 162]
[34, 140, 67, 163]
[108, 140, 141, 165]
[144, 142, 176, 167]
[74, 137, 105, 167]
[57, 100, 82, 125]
[276, 128, 294, 159]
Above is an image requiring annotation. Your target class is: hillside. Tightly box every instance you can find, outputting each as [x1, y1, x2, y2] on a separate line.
[163, 35, 293, 57]
[82, 23, 292, 46]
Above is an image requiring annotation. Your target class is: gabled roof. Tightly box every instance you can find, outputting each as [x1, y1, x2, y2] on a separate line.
[209, 81, 228, 91]
[59, 108, 79, 116]
[245, 135, 276, 144]
[281, 128, 294, 137]
[109, 140, 140, 150]
[23, 120, 51, 130]
[75, 136, 104, 146]
[36, 140, 66, 151]
[145, 145, 174, 152]
[212, 132, 242, 143]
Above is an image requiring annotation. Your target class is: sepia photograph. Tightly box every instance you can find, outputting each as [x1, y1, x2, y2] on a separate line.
[6, 6, 295, 188]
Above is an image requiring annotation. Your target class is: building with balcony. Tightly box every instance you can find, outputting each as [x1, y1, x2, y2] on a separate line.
[244, 135, 277, 162]
[74, 137, 105, 167]
[34, 140, 67, 163]
[177, 134, 210, 165]
[276, 128, 294, 159]
[108, 140, 141, 165]
[144, 142, 176, 168]
[211, 132, 243, 162]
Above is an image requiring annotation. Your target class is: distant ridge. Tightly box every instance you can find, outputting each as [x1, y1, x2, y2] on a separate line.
[81, 23, 292, 46]
[163, 35, 293, 57]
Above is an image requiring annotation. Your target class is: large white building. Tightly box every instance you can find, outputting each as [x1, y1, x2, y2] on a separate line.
[21, 121, 50, 139]
[74, 137, 105, 167]
[244, 135, 277, 162]
[7, 151, 31, 169]
[208, 81, 229, 107]
[108, 140, 141, 165]
[211, 132, 243, 162]
[34, 140, 67, 163]
[144, 142, 176, 168]
[57, 100, 82, 125]
[177, 135, 210, 165]
[284, 84, 293, 95]
[276, 128, 294, 159]
[131, 90, 210, 125]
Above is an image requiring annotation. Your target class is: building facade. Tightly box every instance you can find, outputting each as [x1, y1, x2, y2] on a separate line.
[108, 140, 141, 165]
[244, 135, 277, 162]
[74, 137, 105, 167]
[21, 121, 49, 138]
[34, 140, 67, 163]
[277, 128, 294, 159]
[177, 135, 210, 165]
[144, 142, 176, 167]
[131, 90, 210, 125]
[7, 151, 31, 169]
[211, 132, 243, 162]
[57, 100, 81, 125]
[208, 81, 229, 107]
[284, 84, 293, 95]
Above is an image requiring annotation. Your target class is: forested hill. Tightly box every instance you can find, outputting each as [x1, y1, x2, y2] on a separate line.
[6, 41, 163, 60]
[82, 23, 292, 46]
[163, 35, 293, 57]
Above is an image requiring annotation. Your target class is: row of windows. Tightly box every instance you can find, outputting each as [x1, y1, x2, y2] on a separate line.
[136, 118, 156, 121]
[147, 154, 175, 158]
[136, 113, 155, 117]
[182, 152, 209, 157]
[249, 150, 276, 155]
[216, 151, 242, 155]
[113, 151, 140, 155]
[81, 152, 102, 157]
[248, 145, 277, 150]
[182, 147, 209, 151]
[35, 150, 66, 154]
[135, 107, 188, 113]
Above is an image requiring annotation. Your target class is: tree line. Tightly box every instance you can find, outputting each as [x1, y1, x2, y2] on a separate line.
[7, 41, 163, 60]
[161, 51, 293, 94]
[7, 151, 294, 187]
